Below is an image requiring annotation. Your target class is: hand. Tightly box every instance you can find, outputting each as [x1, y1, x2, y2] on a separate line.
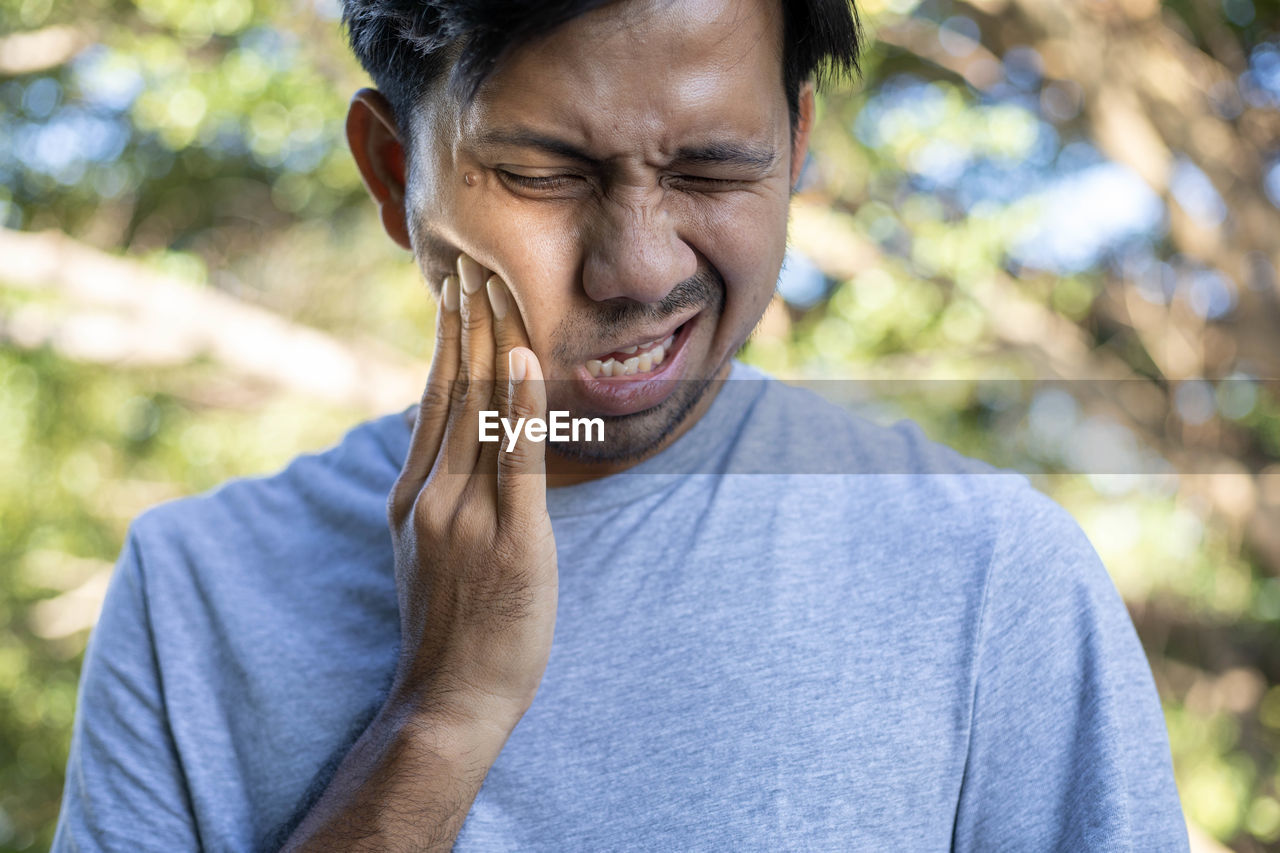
[387, 253, 558, 727]
[280, 256, 555, 851]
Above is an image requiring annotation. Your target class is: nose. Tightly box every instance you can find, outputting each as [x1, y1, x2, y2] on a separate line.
[581, 190, 696, 305]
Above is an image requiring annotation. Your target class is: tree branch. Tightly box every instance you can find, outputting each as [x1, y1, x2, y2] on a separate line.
[0, 26, 92, 76]
[0, 227, 423, 414]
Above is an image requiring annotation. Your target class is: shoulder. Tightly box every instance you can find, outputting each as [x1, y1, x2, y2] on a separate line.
[127, 411, 407, 582]
[727, 360, 1034, 521]
[725, 360, 1105, 600]
[115, 411, 407, 696]
[729, 359, 1010, 478]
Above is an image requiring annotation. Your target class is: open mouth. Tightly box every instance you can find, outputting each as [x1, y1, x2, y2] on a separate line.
[582, 320, 689, 378]
[567, 316, 698, 416]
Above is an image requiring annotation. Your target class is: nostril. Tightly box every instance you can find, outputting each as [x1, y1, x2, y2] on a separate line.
[581, 234, 697, 305]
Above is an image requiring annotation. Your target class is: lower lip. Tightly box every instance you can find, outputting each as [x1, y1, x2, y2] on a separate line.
[570, 316, 697, 416]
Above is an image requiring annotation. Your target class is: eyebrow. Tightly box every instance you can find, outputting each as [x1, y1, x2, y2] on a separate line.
[475, 127, 779, 173]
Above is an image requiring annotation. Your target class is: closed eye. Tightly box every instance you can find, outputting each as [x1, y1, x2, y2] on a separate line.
[498, 169, 746, 193]
[670, 174, 746, 189]
[498, 171, 580, 191]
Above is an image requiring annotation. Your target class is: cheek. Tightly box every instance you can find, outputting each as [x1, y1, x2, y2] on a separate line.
[686, 191, 788, 323]
[408, 139, 576, 319]
[445, 186, 582, 348]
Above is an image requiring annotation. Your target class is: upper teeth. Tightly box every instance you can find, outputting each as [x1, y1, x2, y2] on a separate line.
[586, 333, 676, 377]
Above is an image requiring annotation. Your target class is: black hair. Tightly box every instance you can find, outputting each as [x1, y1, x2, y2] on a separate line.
[342, 0, 862, 145]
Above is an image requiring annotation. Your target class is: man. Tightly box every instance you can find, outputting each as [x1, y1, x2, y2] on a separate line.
[54, 0, 1189, 849]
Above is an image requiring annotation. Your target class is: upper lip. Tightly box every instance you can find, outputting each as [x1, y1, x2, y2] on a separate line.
[587, 312, 696, 360]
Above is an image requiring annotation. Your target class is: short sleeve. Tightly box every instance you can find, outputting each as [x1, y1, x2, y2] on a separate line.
[52, 530, 200, 851]
[951, 487, 1189, 852]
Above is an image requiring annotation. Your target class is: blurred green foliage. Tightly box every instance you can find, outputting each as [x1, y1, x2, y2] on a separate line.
[0, 342, 361, 848]
[3, 0, 1280, 848]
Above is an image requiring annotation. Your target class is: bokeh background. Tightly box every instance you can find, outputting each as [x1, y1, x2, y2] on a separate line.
[2, 0, 1279, 848]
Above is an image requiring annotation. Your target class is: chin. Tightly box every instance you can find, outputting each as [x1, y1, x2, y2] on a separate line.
[546, 370, 717, 465]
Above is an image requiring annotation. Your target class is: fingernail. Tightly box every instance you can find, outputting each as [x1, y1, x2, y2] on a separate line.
[486, 275, 508, 320]
[457, 254, 484, 294]
[442, 275, 459, 312]
[509, 348, 527, 384]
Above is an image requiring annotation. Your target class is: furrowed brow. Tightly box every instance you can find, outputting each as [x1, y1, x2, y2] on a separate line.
[474, 127, 778, 173]
[671, 142, 778, 172]
[474, 128, 597, 164]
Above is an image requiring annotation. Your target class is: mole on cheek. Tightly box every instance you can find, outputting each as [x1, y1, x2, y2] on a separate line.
[463, 172, 477, 186]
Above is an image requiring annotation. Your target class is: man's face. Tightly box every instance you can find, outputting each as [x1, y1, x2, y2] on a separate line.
[400, 0, 808, 463]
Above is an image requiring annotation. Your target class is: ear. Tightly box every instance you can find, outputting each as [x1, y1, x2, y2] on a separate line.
[789, 80, 816, 191]
[346, 88, 412, 251]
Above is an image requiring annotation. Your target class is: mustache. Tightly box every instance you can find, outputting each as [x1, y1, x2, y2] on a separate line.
[551, 266, 724, 363]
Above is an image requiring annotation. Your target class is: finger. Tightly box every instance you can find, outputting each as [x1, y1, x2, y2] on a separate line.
[471, 276, 507, 486]
[392, 274, 461, 516]
[497, 347, 549, 530]
[444, 252, 496, 475]
[485, 273, 533, 423]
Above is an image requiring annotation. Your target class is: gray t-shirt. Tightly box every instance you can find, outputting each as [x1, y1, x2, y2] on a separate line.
[53, 360, 1188, 851]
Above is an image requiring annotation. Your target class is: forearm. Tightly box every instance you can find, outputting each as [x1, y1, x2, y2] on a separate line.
[280, 695, 518, 852]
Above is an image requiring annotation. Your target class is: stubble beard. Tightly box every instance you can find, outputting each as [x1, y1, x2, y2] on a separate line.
[545, 370, 721, 464]
[545, 266, 727, 465]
